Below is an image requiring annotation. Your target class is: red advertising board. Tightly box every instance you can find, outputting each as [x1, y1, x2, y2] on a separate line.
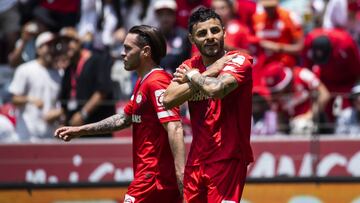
[0, 136, 359, 184]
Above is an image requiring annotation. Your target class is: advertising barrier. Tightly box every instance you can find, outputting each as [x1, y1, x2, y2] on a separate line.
[0, 136, 360, 183]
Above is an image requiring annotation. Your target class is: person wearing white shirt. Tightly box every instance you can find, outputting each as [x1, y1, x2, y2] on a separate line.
[8, 32, 62, 141]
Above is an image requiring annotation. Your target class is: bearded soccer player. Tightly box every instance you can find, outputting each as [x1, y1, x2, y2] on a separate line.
[163, 7, 254, 203]
[54, 25, 185, 203]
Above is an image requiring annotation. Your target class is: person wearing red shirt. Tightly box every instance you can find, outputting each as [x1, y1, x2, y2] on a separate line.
[303, 28, 360, 124]
[234, 0, 257, 33]
[54, 25, 185, 203]
[164, 7, 253, 202]
[211, 0, 251, 51]
[176, 0, 211, 28]
[252, 0, 304, 67]
[262, 62, 330, 134]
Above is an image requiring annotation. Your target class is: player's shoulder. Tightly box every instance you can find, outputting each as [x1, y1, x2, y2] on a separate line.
[146, 68, 172, 83]
[182, 55, 202, 67]
[226, 51, 253, 67]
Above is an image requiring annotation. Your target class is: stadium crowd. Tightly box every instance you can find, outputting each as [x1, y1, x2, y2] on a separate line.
[0, 0, 360, 141]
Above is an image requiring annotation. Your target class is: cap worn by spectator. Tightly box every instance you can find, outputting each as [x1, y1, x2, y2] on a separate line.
[154, 0, 177, 11]
[311, 35, 332, 64]
[263, 62, 293, 92]
[35, 31, 55, 48]
[351, 83, 360, 97]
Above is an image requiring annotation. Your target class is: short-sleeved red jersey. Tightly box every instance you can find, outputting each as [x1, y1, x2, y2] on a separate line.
[273, 67, 321, 117]
[182, 51, 254, 166]
[303, 28, 360, 94]
[124, 68, 181, 193]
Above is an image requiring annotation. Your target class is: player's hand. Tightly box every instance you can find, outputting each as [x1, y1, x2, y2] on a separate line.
[205, 53, 238, 77]
[173, 64, 191, 84]
[54, 126, 82, 141]
[69, 112, 84, 126]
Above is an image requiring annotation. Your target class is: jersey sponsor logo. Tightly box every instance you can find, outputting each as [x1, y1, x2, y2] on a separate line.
[132, 114, 141, 123]
[221, 200, 236, 203]
[189, 90, 209, 101]
[136, 93, 142, 104]
[124, 194, 135, 203]
[154, 89, 165, 107]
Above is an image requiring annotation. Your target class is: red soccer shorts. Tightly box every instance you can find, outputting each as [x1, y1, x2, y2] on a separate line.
[124, 174, 181, 203]
[184, 159, 248, 203]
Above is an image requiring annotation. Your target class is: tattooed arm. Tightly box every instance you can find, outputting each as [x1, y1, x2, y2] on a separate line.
[54, 113, 132, 141]
[179, 65, 239, 99]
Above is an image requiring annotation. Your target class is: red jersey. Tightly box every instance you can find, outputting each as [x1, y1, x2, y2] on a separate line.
[303, 28, 360, 94]
[175, 0, 211, 29]
[124, 68, 181, 192]
[276, 67, 321, 117]
[183, 51, 254, 166]
[40, 0, 80, 13]
[225, 19, 251, 50]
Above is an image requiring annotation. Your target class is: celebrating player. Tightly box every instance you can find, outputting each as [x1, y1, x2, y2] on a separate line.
[164, 7, 254, 203]
[55, 25, 185, 203]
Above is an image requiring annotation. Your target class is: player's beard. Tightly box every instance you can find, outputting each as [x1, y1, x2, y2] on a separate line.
[197, 39, 224, 58]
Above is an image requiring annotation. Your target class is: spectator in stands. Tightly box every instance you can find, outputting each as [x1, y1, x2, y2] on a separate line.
[234, 0, 256, 33]
[8, 32, 63, 141]
[323, 0, 348, 29]
[211, 0, 252, 51]
[56, 27, 115, 138]
[262, 62, 330, 135]
[336, 83, 360, 135]
[155, 0, 192, 73]
[175, 0, 211, 28]
[32, 0, 80, 32]
[77, 0, 120, 51]
[8, 21, 41, 68]
[119, 0, 158, 31]
[253, 0, 304, 67]
[251, 87, 278, 135]
[0, 0, 20, 64]
[303, 27, 360, 129]
[0, 104, 17, 142]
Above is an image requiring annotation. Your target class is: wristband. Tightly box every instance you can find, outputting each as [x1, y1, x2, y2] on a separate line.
[186, 69, 200, 82]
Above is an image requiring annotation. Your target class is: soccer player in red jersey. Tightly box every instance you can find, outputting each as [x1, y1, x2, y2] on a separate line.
[163, 7, 253, 203]
[54, 25, 185, 203]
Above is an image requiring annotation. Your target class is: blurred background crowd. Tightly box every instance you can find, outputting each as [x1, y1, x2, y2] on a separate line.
[0, 0, 360, 142]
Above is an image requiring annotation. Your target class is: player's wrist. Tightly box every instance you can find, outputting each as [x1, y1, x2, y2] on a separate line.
[186, 69, 200, 82]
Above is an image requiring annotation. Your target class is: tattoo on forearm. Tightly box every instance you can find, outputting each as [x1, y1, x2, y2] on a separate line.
[84, 114, 131, 134]
[219, 74, 237, 96]
[191, 73, 237, 98]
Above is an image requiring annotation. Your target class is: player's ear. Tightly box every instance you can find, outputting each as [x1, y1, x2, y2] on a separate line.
[142, 45, 151, 57]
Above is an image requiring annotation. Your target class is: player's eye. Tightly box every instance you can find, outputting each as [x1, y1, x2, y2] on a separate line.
[210, 27, 221, 34]
[196, 30, 207, 37]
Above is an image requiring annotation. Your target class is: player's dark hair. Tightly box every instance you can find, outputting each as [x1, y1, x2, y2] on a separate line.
[129, 25, 166, 65]
[188, 7, 224, 34]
